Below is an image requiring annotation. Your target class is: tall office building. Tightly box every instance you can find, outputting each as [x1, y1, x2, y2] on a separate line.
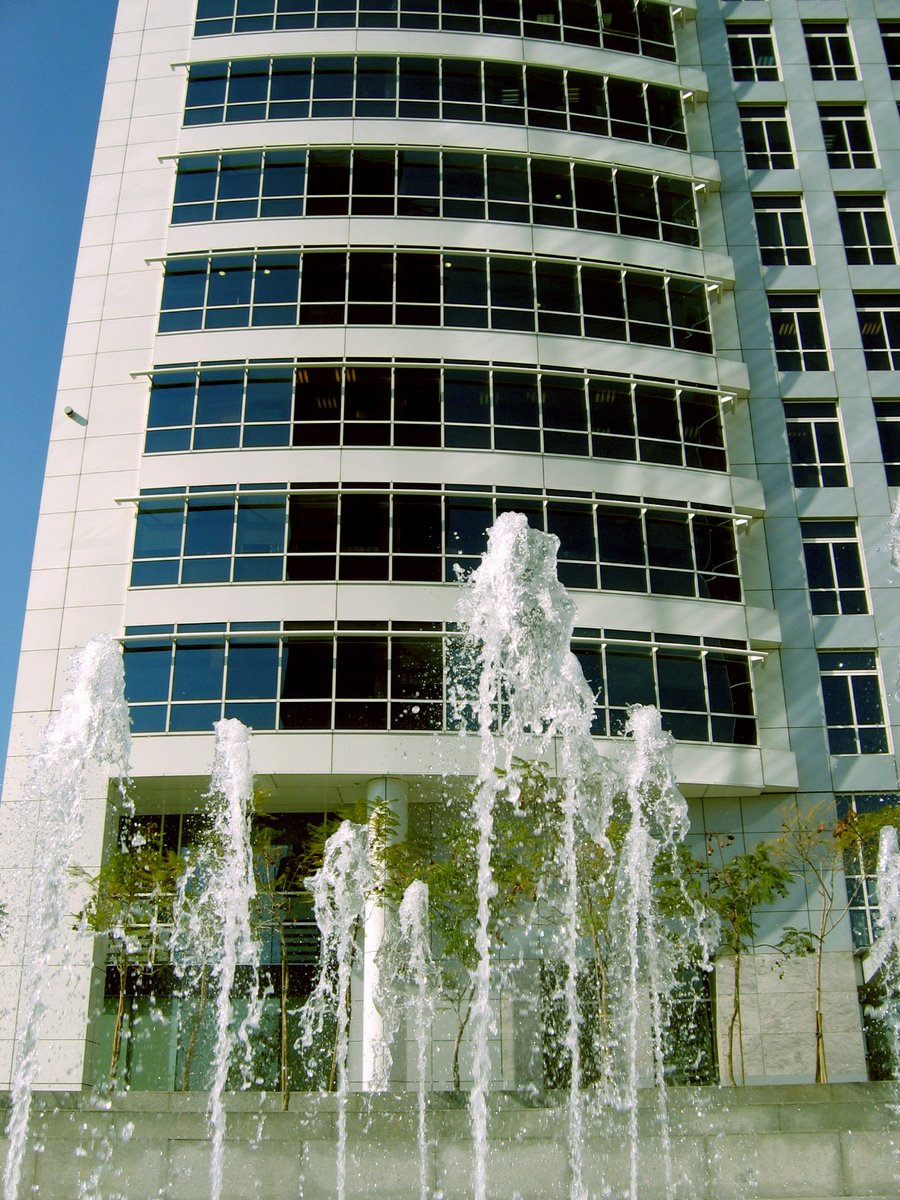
[1, 0, 898, 1091]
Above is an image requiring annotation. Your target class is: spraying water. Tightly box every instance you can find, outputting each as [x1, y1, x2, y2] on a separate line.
[196, 719, 262, 1200]
[455, 512, 615, 1200]
[376, 879, 440, 1200]
[299, 821, 373, 1200]
[870, 826, 900, 1074]
[604, 706, 713, 1200]
[3, 635, 131, 1200]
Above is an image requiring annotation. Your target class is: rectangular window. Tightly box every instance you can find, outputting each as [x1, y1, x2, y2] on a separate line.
[768, 293, 829, 371]
[874, 401, 900, 486]
[837, 793, 900, 947]
[739, 105, 794, 171]
[122, 624, 755, 744]
[182, 55, 686, 149]
[818, 651, 889, 755]
[836, 196, 896, 265]
[819, 105, 876, 169]
[881, 22, 900, 80]
[727, 24, 778, 81]
[753, 196, 811, 265]
[784, 400, 848, 487]
[800, 520, 868, 615]
[854, 293, 900, 370]
[804, 23, 857, 81]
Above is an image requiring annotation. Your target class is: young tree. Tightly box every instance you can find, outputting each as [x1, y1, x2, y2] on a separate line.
[252, 819, 310, 1108]
[774, 801, 900, 1082]
[384, 762, 559, 1089]
[74, 832, 183, 1086]
[700, 837, 793, 1085]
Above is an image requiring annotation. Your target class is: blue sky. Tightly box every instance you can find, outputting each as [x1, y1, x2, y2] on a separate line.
[0, 2, 118, 765]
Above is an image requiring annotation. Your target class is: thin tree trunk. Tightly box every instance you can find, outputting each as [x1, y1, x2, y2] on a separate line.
[108, 968, 128, 1087]
[726, 952, 743, 1085]
[814, 900, 829, 1083]
[452, 985, 476, 1091]
[181, 962, 209, 1091]
[280, 934, 290, 1111]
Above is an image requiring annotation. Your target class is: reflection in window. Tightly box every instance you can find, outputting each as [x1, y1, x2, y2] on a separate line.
[193, 0, 676, 61]
[158, 249, 713, 353]
[854, 292, 900, 371]
[799, 520, 868, 615]
[172, 147, 700, 248]
[123, 622, 757, 745]
[784, 401, 848, 487]
[183, 57, 687, 149]
[768, 293, 829, 371]
[131, 484, 743, 601]
[145, 360, 728, 471]
[818, 651, 889, 755]
[874, 401, 900, 486]
[753, 197, 811, 266]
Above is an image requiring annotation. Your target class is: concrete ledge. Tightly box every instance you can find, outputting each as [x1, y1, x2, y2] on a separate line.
[0, 1084, 896, 1199]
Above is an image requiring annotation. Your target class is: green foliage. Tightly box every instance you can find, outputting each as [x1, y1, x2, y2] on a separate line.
[74, 840, 183, 966]
[702, 838, 793, 957]
[74, 834, 183, 1086]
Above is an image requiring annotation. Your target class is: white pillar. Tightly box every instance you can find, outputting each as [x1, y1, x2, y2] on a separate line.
[361, 777, 408, 1089]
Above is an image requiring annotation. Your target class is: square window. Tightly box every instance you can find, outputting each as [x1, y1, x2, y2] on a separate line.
[836, 196, 896, 266]
[874, 401, 900, 486]
[727, 24, 779, 82]
[753, 196, 811, 266]
[739, 105, 794, 171]
[854, 292, 900, 370]
[804, 23, 857, 81]
[819, 651, 889, 755]
[768, 293, 829, 371]
[819, 105, 876, 170]
[880, 22, 900, 81]
[800, 520, 868, 615]
[784, 400, 848, 487]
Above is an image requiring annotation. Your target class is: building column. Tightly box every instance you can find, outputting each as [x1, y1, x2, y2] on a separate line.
[362, 776, 408, 1090]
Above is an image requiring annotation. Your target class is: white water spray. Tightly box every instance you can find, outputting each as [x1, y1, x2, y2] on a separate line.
[377, 879, 440, 1200]
[871, 826, 900, 1073]
[198, 719, 262, 1200]
[3, 635, 131, 1200]
[604, 706, 714, 1200]
[455, 512, 611, 1200]
[300, 821, 373, 1200]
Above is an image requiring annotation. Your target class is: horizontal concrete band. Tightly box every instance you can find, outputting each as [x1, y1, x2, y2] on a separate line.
[3, 1083, 897, 1200]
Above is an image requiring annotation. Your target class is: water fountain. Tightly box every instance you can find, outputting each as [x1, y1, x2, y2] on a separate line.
[2, 634, 131, 1200]
[182, 718, 262, 1200]
[3, 518, 897, 1199]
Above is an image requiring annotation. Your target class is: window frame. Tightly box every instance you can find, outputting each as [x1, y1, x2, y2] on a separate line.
[803, 22, 857, 81]
[739, 105, 795, 171]
[819, 104, 876, 170]
[836, 195, 896, 266]
[753, 195, 812, 266]
[171, 147, 701, 248]
[130, 484, 744, 602]
[874, 400, 900, 486]
[799, 519, 868, 615]
[768, 293, 830, 372]
[818, 651, 890, 756]
[880, 22, 900, 81]
[144, 359, 730, 470]
[854, 292, 900, 370]
[157, 248, 714, 354]
[182, 55, 688, 149]
[192, 0, 678, 61]
[783, 400, 848, 487]
[122, 622, 758, 745]
[727, 23, 779, 82]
